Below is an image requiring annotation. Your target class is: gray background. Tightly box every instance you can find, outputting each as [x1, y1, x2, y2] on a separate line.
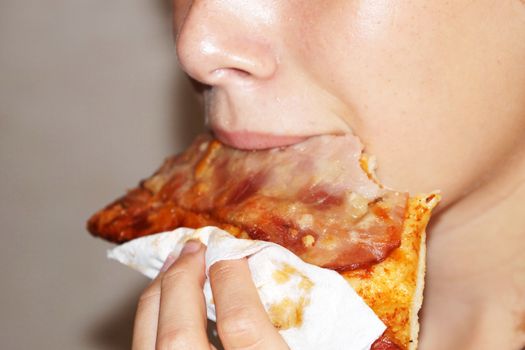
[0, 1, 204, 348]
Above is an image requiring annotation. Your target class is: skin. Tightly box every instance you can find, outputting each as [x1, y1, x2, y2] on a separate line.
[133, 241, 288, 350]
[134, 0, 525, 349]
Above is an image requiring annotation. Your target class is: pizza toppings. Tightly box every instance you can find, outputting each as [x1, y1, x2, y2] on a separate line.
[88, 133, 408, 271]
[371, 334, 403, 350]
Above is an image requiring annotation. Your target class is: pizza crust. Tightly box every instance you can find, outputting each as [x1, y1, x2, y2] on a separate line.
[409, 227, 427, 350]
[343, 193, 439, 349]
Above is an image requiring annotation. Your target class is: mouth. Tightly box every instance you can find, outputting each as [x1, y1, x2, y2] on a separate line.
[212, 128, 311, 150]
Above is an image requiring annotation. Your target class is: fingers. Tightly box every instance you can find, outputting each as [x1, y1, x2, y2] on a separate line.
[132, 240, 211, 350]
[133, 243, 288, 350]
[210, 259, 289, 350]
[132, 276, 161, 350]
[156, 240, 210, 350]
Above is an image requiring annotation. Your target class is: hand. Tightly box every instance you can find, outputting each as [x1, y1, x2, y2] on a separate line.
[132, 240, 289, 350]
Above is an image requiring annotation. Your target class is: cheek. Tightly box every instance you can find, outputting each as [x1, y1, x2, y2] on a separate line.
[288, 2, 455, 194]
[293, 1, 525, 204]
[359, 8, 525, 204]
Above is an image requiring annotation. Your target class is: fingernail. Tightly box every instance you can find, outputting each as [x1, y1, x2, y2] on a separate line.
[160, 254, 176, 273]
[159, 241, 202, 273]
[180, 239, 202, 255]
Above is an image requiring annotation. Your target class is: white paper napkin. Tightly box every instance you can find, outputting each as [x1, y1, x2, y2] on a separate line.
[108, 226, 385, 350]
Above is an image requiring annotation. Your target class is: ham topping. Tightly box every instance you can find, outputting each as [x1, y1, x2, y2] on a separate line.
[88, 133, 408, 271]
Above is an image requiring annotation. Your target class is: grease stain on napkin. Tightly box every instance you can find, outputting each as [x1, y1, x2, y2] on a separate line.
[108, 226, 385, 350]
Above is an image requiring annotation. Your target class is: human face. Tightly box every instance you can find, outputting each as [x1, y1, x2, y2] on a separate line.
[172, 0, 525, 207]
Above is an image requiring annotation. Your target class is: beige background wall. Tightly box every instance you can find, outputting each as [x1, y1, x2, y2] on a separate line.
[0, 1, 203, 348]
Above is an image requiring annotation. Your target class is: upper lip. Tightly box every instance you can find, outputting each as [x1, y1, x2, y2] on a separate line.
[212, 128, 310, 150]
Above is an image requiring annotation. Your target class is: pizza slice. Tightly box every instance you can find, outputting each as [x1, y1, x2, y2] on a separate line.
[87, 133, 439, 350]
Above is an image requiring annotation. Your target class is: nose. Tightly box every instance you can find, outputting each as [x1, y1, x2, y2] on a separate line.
[174, 1, 278, 86]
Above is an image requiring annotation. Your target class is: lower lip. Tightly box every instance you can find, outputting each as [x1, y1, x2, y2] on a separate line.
[213, 129, 309, 150]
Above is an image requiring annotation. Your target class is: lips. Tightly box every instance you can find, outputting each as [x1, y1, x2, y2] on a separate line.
[213, 128, 309, 150]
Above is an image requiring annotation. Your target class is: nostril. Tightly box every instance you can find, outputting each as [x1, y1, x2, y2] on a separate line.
[225, 68, 251, 78]
[210, 68, 252, 81]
